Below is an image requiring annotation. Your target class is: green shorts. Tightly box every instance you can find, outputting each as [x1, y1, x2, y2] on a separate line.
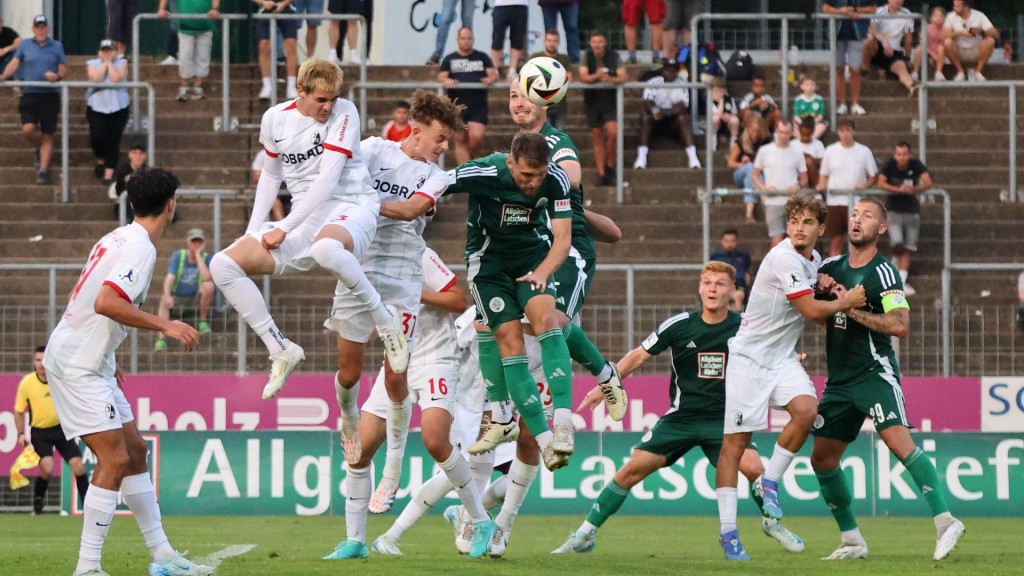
[634, 413, 724, 466]
[552, 251, 592, 319]
[812, 377, 911, 444]
[468, 248, 556, 328]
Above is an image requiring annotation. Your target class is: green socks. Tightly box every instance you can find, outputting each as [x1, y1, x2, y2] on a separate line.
[562, 323, 607, 377]
[585, 480, 629, 528]
[538, 328, 573, 411]
[903, 447, 950, 516]
[477, 330, 509, 402]
[502, 355, 548, 435]
[816, 466, 859, 532]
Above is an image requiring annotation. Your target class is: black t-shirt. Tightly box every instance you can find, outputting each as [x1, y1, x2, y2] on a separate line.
[583, 49, 621, 106]
[440, 50, 494, 111]
[882, 157, 928, 213]
[0, 26, 18, 51]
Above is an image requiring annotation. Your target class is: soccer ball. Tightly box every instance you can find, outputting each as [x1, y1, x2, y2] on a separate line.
[519, 56, 569, 107]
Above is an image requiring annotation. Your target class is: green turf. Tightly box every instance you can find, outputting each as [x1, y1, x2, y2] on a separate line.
[0, 514, 1009, 575]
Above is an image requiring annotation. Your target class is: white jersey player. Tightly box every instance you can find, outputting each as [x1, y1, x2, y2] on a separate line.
[210, 58, 408, 402]
[714, 196, 866, 561]
[325, 248, 500, 561]
[322, 90, 465, 504]
[43, 169, 212, 576]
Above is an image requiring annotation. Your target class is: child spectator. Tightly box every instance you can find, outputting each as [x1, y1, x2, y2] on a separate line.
[710, 77, 739, 151]
[793, 116, 825, 189]
[158, 0, 220, 102]
[738, 71, 779, 130]
[792, 75, 827, 139]
[727, 116, 772, 223]
[913, 6, 946, 81]
[381, 100, 412, 142]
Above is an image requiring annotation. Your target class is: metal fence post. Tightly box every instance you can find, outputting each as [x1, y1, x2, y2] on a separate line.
[616, 84, 624, 204]
[61, 84, 70, 202]
[781, 17, 790, 119]
[222, 17, 232, 132]
[236, 314, 247, 376]
[1010, 84, 1017, 202]
[941, 189, 951, 377]
[626, 266, 635, 348]
[48, 269, 57, 332]
[828, 17, 836, 129]
[269, 17, 279, 106]
[132, 15, 142, 132]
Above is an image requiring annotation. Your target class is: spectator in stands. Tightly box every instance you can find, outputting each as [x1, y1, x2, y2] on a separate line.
[292, 0, 323, 59]
[633, 58, 700, 170]
[822, 0, 875, 116]
[381, 100, 412, 142]
[727, 115, 772, 223]
[817, 118, 878, 256]
[863, 0, 919, 98]
[251, 151, 291, 221]
[877, 141, 931, 296]
[425, 0, 475, 65]
[661, 0, 699, 62]
[0, 17, 20, 74]
[439, 27, 497, 164]
[709, 229, 752, 312]
[106, 0, 139, 56]
[793, 116, 825, 189]
[159, 0, 219, 102]
[491, 0, 528, 79]
[710, 77, 739, 152]
[580, 31, 627, 186]
[14, 345, 90, 514]
[529, 28, 573, 131]
[942, 0, 998, 82]
[912, 6, 946, 82]
[738, 71, 780, 130]
[753, 117, 807, 246]
[111, 143, 149, 221]
[792, 75, 827, 139]
[622, 0, 664, 64]
[256, 0, 300, 100]
[160, 0, 180, 66]
[329, 0, 372, 64]
[539, 0, 580, 65]
[86, 39, 130, 186]
[0, 15, 66, 186]
[155, 228, 215, 350]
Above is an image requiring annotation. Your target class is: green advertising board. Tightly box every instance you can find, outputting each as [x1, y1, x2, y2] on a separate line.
[64, 432, 1024, 517]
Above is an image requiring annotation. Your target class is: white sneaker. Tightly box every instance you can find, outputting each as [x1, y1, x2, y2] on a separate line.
[489, 524, 511, 557]
[822, 543, 868, 560]
[286, 85, 299, 99]
[159, 55, 178, 66]
[327, 51, 340, 65]
[349, 49, 362, 64]
[176, 86, 190, 102]
[836, 103, 848, 115]
[966, 69, 977, 82]
[469, 420, 519, 454]
[73, 570, 110, 576]
[455, 506, 473, 554]
[688, 157, 702, 169]
[377, 304, 410, 374]
[258, 83, 272, 100]
[551, 421, 575, 456]
[542, 442, 569, 471]
[263, 342, 305, 400]
[371, 534, 403, 556]
[552, 530, 595, 554]
[598, 363, 628, 421]
[368, 477, 398, 513]
[147, 552, 215, 576]
[933, 519, 965, 560]
[632, 154, 647, 169]
[952, 71, 966, 82]
[972, 70, 986, 82]
[762, 519, 805, 553]
[903, 282, 916, 296]
[851, 104, 866, 115]
[934, 70, 946, 81]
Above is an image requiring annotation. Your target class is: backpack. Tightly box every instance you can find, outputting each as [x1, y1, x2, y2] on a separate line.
[725, 51, 754, 81]
[676, 43, 725, 81]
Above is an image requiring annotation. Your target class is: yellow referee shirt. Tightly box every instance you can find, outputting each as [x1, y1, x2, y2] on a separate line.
[14, 372, 60, 429]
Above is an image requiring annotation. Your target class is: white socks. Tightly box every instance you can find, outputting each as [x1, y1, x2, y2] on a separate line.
[384, 398, 412, 478]
[344, 465, 371, 543]
[482, 474, 507, 509]
[491, 400, 514, 424]
[495, 458, 539, 530]
[261, 77, 271, 90]
[439, 449, 487, 523]
[384, 472, 453, 541]
[841, 527, 866, 546]
[636, 145, 649, 160]
[286, 76, 296, 93]
[553, 408, 573, 427]
[334, 375, 359, 434]
[899, 269, 909, 283]
[308, 239, 390, 326]
[77, 485, 117, 573]
[535, 430, 553, 452]
[121, 473, 175, 563]
[210, 253, 288, 353]
[469, 451, 496, 495]
[717, 487, 739, 534]
[595, 362, 613, 383]
[765, 443, 796, 483]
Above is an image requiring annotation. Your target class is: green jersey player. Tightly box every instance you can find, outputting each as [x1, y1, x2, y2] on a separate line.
[445, 131, 576, 470]
[553, 262, 804, 555]
[812, 197, 964, 561]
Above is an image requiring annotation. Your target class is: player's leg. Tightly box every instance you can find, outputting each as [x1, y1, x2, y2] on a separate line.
[489, 424, 541, 557]
[603, 120, 619, 177]
[522, 291, 573, 459]
[470, 323, 520, 452]
[761, 358, 818, 520]
[466, 121, 486, 162]
[735, 445, 804, 553]
[491, 319, 552, 452]
[54, 433, 90, 506]
[325, 411, 387, 560]
[33, 451, 54, 514]
[75, 428, 129, 574]
[334, 336, 368, 464]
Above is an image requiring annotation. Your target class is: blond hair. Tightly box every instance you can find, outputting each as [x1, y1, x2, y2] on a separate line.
[702, 260, 736, 284]
[297, 58, 344, 96]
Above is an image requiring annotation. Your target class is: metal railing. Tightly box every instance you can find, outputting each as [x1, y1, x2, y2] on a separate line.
[132, 13, 249, 133]
[3, 80, 156, 203]
[0, 264, 84, 332]
[118, 188, 236, 252]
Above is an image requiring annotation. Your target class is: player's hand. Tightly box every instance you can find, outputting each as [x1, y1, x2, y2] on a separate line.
[516, 270, 548, 292]
[796, 352, 808, 363]
[840, 284, 867, 310]
[18, 433, 28, 447]
[816, 273, 837, 294]
[262, 228, 286, 250]
[167, 320, 200, 351]
[114, 365, 126, 389]
[576, 385, 605, 413]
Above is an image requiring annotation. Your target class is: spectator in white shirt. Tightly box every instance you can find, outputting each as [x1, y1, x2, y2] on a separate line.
[816, 118, 878, 256]
[863, 0, 918, 97]
[942, 0, 998, 82]
[793, 116, 825, 189]
[753, 117, 808, 246]
[633, 59, 700, 170]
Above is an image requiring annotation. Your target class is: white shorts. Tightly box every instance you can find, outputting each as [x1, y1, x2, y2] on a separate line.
[248, 198, 377, 276]
[455, 345, 487, 413]
[324, 272, 421, 344]
[46, 373, 134, 439]
[723, 352, 815, 434]
[362, 360, 460, 419]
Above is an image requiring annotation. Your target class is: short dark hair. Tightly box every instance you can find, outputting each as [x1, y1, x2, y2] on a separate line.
[752, 70, 766, 82]
[800, 116, 815, 131]
[129, 142, 147, 152]
[510, 131, 550, 167]
[785, 194, 828, 226]
[34, 345, 45, 354]
[394, 99, 410, 110]
[589, 30, 606, 40]
[127, 168, 179, 218]
[836, 118, 856, 131]
[409, 89, 464, 132]
[895, 140, 912, 151]
[857, 196, 889, 223]
[722, 228, 738, 238]
[545, 28, 560, 37]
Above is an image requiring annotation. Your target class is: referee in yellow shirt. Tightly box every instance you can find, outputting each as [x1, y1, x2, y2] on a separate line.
[14, 345, 89, 514]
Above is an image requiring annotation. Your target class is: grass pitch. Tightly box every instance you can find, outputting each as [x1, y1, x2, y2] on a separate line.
[0, 514, 1012, 575]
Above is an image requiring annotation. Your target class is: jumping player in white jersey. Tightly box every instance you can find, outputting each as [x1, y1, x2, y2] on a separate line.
[43, 168, 213, 576]
[325, 248, 499, 560]
[715, 195, 866, 561]
[210, 58, 408, 401]
[323, 90, 464, 509]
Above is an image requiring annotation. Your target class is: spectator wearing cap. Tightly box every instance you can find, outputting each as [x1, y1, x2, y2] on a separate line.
[110, 143, 149, 221]
[0, 17, 20, 74]
[0, 15, 67, 185]
[632, 58, 700, 170]
[86, 39, 130, 185]
[155, 228, 215, 350]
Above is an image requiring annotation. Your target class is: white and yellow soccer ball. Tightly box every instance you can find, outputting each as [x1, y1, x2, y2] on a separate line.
[518, 56, 569, 107]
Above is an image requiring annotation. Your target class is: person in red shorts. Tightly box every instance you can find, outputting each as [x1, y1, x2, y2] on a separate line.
[621, 0, 665, 63]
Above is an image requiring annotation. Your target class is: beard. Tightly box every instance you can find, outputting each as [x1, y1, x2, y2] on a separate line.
[849, 230, 878, 247]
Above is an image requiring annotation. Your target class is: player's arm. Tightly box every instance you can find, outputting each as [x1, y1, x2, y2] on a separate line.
[584, 208, 622, 243]
[847, 306, 909, 338]
[379, 195, 434, 221]
[274, 147, 348, 234]
[14, 384, 28, 446]
[790, 286, 866, 321]
[876, 170, 898, 193]
[556, 158, 581, 190]
[616, 346, 654, 379]
[914, 169, 933, 193]
[521, 217, 571, 290]
[421, 281, 469, 314]
[0, 55, 20, 81]
[95, 285, 199, 349]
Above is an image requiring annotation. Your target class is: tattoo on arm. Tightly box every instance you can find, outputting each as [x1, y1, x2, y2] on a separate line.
[847, 307, 909, 337]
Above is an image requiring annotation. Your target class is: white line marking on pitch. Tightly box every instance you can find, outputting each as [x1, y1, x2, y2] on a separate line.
[194, 544, 257, 569]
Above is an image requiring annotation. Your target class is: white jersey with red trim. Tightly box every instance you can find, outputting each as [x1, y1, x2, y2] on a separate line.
[44, 223, 156, 381]
[259, 97, 375, 208]
[360, 137, 449, 277]
[729, 238, 820, 367]
[413, 248, 460, 366]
